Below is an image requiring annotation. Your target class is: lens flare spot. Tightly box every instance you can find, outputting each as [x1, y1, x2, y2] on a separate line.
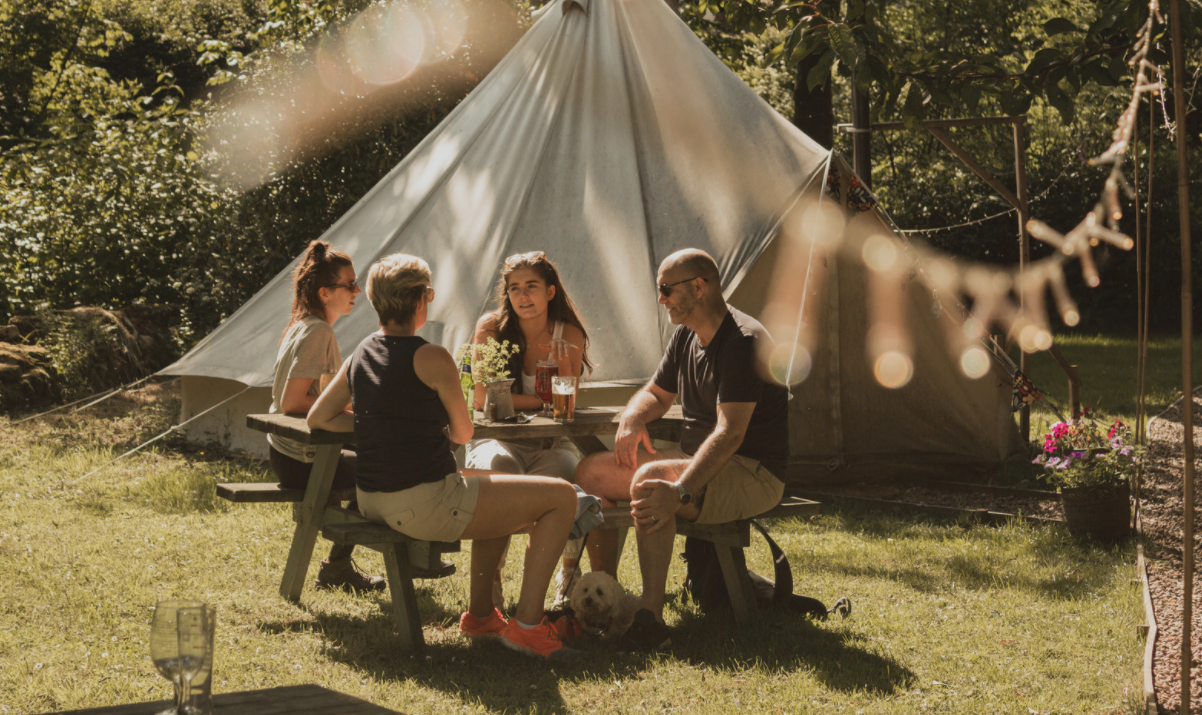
[769, 343, 813, 386]
[959, 346, 991, 379]
[1017, 325, 1052, 353]
[1033, 329, 1053, 351]
[346, 3, 426, 85]
[874, 351, 913, 389]
[925, 258, 957, 291]
[1063, 310, 1080, 326]
[800, 202, 846, 248]
[861, 235, 898, 273]
[962, 317, 984, 340]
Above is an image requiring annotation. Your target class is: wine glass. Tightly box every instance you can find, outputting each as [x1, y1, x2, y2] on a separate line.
[175, 607, 210, 713]
[149, 600, 203, 715]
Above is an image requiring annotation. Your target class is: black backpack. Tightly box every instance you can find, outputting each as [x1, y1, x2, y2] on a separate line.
[681, 520, 850, 620]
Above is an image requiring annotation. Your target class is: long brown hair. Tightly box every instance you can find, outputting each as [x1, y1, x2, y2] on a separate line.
[489, 254, 592, 392]
[282, 240, 353, 341]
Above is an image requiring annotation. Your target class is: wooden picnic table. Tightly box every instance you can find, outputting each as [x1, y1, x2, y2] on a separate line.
[47, 684, 401, 714]
[235, 407, 683, 605]
[229, 406, 820, 647]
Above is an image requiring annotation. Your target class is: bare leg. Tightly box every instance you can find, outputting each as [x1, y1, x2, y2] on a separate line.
[628, 461, 697, 623]
[459, 475, 576, 626]
[575, 450, 661, 576]
[584, 499, 620, 577]
[468, 536, 509, 618]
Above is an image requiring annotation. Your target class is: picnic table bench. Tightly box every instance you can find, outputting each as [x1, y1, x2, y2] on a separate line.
[225, 408, 821, 651]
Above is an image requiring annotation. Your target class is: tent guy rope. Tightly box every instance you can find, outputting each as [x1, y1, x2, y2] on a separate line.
[70, 385, 253, 486]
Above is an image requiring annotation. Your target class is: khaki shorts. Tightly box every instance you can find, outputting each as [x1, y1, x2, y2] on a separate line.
[357, 473, 481, 543]
[465, 438, 579, 480]
[650, 447, 785, 524]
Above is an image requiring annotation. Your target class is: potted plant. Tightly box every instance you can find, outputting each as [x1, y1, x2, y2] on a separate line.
[455, 338, 519, 421]
[1033, 409, 1143, 541]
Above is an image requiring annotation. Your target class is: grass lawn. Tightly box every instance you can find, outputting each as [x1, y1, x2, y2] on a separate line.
[1024, 333, 1202, 432]
[0, 384, 1145, 714]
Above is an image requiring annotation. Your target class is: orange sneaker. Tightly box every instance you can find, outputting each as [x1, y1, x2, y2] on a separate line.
[459, 608, 507, 639]
[501, 618, 581, 659]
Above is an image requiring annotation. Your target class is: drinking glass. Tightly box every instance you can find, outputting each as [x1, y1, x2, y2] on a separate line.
[535, 360, 558, 416]
[175, 608, 210, 713]
[149, 600, 204, 715]
[551, 375, 578, 423]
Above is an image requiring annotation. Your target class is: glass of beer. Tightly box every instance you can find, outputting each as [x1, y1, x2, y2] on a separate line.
[551, 375, 577, 423]
[535, 360, 558, 417]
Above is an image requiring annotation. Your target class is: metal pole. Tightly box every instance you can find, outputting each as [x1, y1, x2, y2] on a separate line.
[850, 4, 871, 188]
[1170, 1, 1195, 711]
[1014, 119, 1031, 440]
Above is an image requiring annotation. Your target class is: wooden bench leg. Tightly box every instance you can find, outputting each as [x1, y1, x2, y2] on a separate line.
[279, 445, 340, 602]
[713, 544, 755, 626]
[381, 542, 425, 652]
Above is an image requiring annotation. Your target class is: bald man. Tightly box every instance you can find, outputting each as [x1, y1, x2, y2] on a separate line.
[575, 249, 789, 652]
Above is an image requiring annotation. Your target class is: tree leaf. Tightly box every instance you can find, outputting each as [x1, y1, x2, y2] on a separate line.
[1043, 18, 1080, 36]
[1045, 83, 1075, 125]
[961, 84, 981, 113]
[1025, 48, 1061, 78]
[826, 23, 861, 70]
[807, 49, 836, 91]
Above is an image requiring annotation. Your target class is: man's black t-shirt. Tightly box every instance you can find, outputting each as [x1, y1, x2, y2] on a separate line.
[651, 307, 789, 479]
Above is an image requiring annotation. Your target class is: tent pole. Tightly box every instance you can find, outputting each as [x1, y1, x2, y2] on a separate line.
[1013, 118, 1031, 441]
[1169, 0, 1195, 711]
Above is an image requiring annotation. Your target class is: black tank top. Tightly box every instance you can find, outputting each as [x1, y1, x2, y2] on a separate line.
[348, 334, 457, 493]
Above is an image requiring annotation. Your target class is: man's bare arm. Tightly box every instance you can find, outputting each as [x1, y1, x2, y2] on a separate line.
[613, 382, 676, 468]
[675, 401, 753, 495]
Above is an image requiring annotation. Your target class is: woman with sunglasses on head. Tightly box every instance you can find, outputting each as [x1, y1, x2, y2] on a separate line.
[267, 239, 385, 594]
[468, 251, 592, 609]
[307, 253, 579, 659]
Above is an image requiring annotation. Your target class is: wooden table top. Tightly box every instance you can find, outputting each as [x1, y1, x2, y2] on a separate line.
[248, 406, 684, 446]
[47, 684, 402, 714]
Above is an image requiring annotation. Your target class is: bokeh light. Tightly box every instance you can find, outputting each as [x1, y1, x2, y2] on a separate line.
[770, 342, 813, 386]
[799, 201, 846, 249]
[874, 351, 914, 389]
[959, 346, 991, 379]
[861, 234, 898, 273]
[346, 3, 427, 85]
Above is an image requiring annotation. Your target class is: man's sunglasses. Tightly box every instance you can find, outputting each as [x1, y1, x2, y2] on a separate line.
[328, 279, 359, 292]
[505, 251, 546, 266]
[658, 276, 704, 298]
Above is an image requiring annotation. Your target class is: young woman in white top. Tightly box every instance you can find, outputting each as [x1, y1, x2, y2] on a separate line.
[468, 251, 592, 608]
[268, 240, 384, 593]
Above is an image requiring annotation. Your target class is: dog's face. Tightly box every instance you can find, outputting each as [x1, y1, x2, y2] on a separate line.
[570, 571, 624, 625]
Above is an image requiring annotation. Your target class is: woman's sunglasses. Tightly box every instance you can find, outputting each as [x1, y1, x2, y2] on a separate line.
[505, 251, 546, 266]
[328, 279, 359, 292]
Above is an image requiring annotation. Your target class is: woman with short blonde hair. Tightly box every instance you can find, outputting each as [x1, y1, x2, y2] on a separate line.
[309, 252, 579, 660]
[366, 254, 431, 328]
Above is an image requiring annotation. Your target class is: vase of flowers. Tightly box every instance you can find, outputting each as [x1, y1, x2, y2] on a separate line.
[1033, 409, 1142, 542]
[455, 338, 519, 421]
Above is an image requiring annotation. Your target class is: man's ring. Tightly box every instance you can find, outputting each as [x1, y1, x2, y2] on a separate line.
[651, 515, 657, 522]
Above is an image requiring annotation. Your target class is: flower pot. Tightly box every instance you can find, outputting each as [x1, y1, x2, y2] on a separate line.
[482, 379, 515, 421]
[1060, 481, 1130, 542]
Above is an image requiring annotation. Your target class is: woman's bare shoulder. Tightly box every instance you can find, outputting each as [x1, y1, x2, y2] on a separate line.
[560, 322, 585, 343]
[414, 342, 454, 380]
[475, 312, 501, 336]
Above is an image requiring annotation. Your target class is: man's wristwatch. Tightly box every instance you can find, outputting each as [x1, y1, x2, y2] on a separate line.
[675, 481, 693, 506]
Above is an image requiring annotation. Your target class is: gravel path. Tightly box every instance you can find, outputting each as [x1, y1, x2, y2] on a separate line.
[1137, 388, 1202, 714]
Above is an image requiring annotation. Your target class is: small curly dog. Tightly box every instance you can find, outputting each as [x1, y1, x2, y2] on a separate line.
[569, 571, 641, 641]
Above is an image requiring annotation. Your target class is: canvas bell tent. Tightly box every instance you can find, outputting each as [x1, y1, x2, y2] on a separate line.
[162, 0, 1023, 481]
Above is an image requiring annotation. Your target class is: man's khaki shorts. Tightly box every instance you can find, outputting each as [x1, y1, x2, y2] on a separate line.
[649, 447, 785, 524]
[357, 472, 480, 543]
